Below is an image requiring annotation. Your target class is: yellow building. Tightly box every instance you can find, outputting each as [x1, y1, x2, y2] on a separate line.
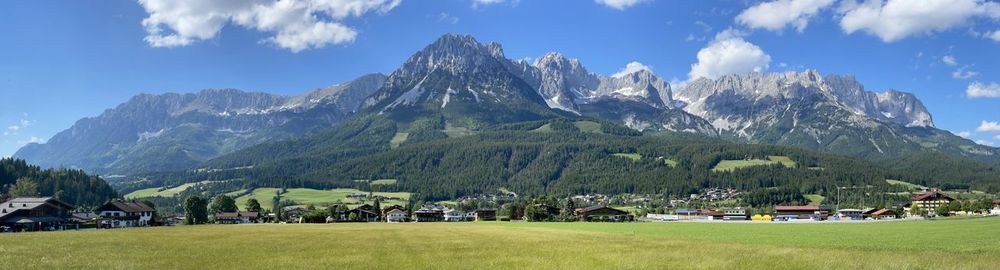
[910, 191, 954, 216]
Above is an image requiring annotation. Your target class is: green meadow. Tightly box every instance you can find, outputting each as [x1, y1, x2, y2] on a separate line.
[712, 155, 797, 172]
[1, 218, 998, 269]
[232, 187, 411, 210]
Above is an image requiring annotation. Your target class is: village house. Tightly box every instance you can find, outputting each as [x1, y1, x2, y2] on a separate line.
[282, 208, 307, 222]
[413, 205, 446, 222]
[774, 205, 830, 221]
[214, 211, 260, 224]
[578, 205, 631, 222]
[909, 191, 954, 216]
[346, 205, 379, 222]
[0, 197, 75, 232]
[700, 209, 724, 220]
[443, 209, 467, 221]
[867, 208, 897, 220]
[472, 209, 496, 221]
[836, 209, 864, 220]
[96, 200, 156, 228]
[385, 208, 408, 222]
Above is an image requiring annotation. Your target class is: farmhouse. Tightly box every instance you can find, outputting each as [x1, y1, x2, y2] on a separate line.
[578, 205, 631, 222]
[215, 212, 260, 224]
[385, 209, 408, 222]
[867, 208, 897, 220]
[0, 197, 75, 232]
[910, 191, 954, 216]
[96, 200, 156, 228]
[774, 205, 830, 221]
[700, 209, 724, 220]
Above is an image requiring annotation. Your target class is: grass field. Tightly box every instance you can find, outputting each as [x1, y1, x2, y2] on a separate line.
[233, 187, 411, 211]
[1, 218, 998, 269]
[612, 153, 642, 161]
[886, 179, 926, 190]
[712, 156, 797, 172]
[804, 194, 826, 205]
[390, 132, 409, 148]
[573, 121, 602, 133]
[124, 180, 216, 198]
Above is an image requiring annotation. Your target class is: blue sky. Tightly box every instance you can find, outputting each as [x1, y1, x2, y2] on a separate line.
[1, 0, 999, 157]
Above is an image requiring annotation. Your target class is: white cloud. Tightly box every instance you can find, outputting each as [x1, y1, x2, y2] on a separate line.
[137, 0, 402, 52]
[689, 30, 772, 80]
[956, 131, 973, 138]
[438, 13, 459, 24]
[952, 66, 979, 79]
[942, 55, 958, 66]
[594, 0, 649, 10]
[989, 30, 1000, 41]
[839, 0, 1000, 42]
[16, 136, 44, 145]
[612, 62, 654, 78]
[6, 126, 18, 131]
[736, 0, 836, 33]
[976, 120, 1000, 132]
[967, 82, 1000, 98]
[975, 140, 994, 146]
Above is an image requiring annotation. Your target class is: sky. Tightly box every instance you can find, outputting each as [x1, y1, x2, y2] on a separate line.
[1, 0, 999, 157]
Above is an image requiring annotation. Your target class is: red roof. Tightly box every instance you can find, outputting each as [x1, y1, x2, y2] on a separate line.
[775, 205, 825, 211]
[911, 191, 954, 201]
[869, 208, 893, 216]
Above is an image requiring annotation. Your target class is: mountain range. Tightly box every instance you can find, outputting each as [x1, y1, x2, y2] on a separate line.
[13, 34, 998, 179]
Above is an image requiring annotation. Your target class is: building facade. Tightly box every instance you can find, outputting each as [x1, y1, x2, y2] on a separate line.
[96, 201, 156, 228]
[0, 197, 75, 232]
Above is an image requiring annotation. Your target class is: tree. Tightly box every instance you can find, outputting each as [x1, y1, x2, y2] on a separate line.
[373, 198, 382, 220]
[348, 212, 358, 222]
[209, 194, 238, 213]
[909, 205, 926, 217]
[184, 196, 208, 225]
[935, 203, 951, 217]
[245, 198, 262, 213]
[8, 178, 40, 197]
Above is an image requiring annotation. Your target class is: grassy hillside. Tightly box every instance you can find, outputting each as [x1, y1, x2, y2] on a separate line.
[1, 218, 998, 269]
[125, 180, 216, 199]
[712, 156, 797, 172]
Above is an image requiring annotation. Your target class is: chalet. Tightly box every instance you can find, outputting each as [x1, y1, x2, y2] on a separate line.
[990, 200, 1000, 216]
[472, 209, 496, 221]
[215, 212, 260, 224]
[910, 191, 954, 216]
[722, 208, 749, 221]
[413, 205, 446, 222]
[386, 209, 408, 223]
[868, 208, 897, 220]
[443, 209, 468, 222]
[578, 205, 631, 222]
[96, 200, 156, 228]
[536, 204, 561, 217]
[0, 197, 75, 232]
[774, 205, 830, 221]
[382, 205, 404, 216]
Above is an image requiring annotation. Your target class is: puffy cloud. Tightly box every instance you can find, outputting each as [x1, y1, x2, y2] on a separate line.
[736, 0, 836, 32]
[16, 136, 44, 145]
[689, 30, 772, 80]
[967, 82, 1000, 98]
[612, 62, 654, 78]
[976, 120, 1000, 132]
[137, 0, 402, 52]
[594, 0, 649, 10]
[976, 140, 995, 146]
[839, 0, 1000, 42]
[942, 55, 958, 66]
[956, 131, 972, 138]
